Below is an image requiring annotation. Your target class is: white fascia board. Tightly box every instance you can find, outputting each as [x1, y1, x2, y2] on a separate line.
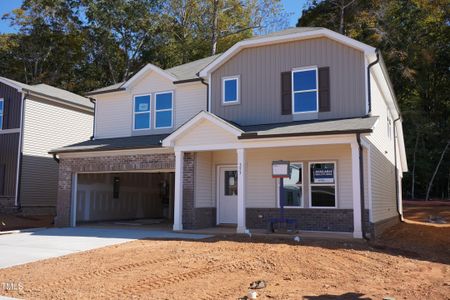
[122, 64, 177, 88]
[162, 111, 243, 147]
[199, 28, 376, 77]
[0, 78, 24, 92]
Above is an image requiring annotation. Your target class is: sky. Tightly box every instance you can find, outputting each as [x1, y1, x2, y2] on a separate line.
[0, 0, 308, 34]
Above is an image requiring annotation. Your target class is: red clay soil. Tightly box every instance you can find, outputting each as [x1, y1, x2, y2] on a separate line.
[0, 214, 54, 232]
[0, 205, 448, 299]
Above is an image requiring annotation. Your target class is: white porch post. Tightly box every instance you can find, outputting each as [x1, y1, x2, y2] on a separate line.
[351, 142, 363, 238]
[173, 151, 184, 231]
[237, 148, 246, 233]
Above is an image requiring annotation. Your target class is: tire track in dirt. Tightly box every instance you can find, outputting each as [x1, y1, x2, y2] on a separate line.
[30, 250, 212, 293]
[103, 259, 258, 299]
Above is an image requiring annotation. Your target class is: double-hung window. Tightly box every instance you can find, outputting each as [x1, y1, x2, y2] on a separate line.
[222, 76, 239, 104]
[155, 92, 173, 129]
[309, 162, 337, 208]
[133, 94, 151, 130]
[292, 67, 318, 113]
[0, 98, 4, 130]
[279, 163, 304, 207]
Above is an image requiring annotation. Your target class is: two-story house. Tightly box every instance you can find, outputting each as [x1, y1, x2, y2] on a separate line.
[51, 27, 407, 239]
[0, 77, 93, 215]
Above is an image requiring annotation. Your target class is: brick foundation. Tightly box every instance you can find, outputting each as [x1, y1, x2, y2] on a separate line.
[368, 215, 400, 238]
[56, 153, 177, 227]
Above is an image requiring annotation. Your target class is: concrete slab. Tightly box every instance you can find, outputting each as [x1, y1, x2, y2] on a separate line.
[0, 227, 212, 269]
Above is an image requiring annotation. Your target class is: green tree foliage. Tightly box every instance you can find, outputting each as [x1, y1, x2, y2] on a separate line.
[298, 0, 450, 199]
[0, 0, 287, 92]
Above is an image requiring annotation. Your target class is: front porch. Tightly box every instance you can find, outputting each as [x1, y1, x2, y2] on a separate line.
[163, 112, 373, 239]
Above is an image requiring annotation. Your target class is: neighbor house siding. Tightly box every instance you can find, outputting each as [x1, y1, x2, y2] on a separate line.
[0, 133, 19, 197]
[20, 98, 93, 208]
[94, 73, 206, 139]
[0, 81, 22, 129]
[210, 37, 366, 126]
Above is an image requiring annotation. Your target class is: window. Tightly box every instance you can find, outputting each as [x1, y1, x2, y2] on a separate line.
[155, 92, 173, 129]
[279, 163, 303, 207]
[222, 76, 239, 104]
[0, 98, 4, 130]
[292, 68, 318, 113]
[133, 94, 151, 130]
[310, 162, 337, 208]
[224, 170, 238, 196]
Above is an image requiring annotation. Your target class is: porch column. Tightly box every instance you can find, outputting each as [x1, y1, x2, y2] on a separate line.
[173, 151, 184, 231]
[237, 148, 246, 233]
[351, 142, 363, 238]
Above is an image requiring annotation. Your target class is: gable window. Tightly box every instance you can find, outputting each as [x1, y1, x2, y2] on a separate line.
[133, 94, 151, 130]
[155, 91, 173, 129]
[292, 67, 318, 113]
[222, 76, 239, 104]
[0, 98, 4, 130]
[278, 163, 304, 207]
[309, 162, 337, 208]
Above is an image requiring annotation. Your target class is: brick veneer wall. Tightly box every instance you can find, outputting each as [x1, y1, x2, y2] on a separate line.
[246, 208, 372, 233]
[55, 153, 177, 227]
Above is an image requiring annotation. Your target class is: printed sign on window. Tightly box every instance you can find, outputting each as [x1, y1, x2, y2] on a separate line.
[139, 103, 149, 111]
[313, 168, 334, 183]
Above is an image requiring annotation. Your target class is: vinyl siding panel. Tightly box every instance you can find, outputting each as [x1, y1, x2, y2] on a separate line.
[0, 133, 19, 197]
[20, 98, 93, 207]
[211, 37, 366, 125]
[94, 73, 206, 139]
[176, 120, 237, 146]
[0, 81, 22, 129]
[195, 152, 213, 207]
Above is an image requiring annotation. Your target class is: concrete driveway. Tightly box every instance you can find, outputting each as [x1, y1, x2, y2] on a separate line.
[0, 227, 211, 269]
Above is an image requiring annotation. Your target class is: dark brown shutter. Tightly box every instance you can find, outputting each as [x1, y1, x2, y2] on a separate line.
[318, 67, 330, 112]
[0, 164, 5, 196]
[281, 71, 292, 115]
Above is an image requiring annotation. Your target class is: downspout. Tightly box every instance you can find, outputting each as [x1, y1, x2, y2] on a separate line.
[393, 117, 403, 221]
[16, 92, 29, 210]
[52, 153, 60, 164]
[89, 97, 96, 140]
[356, 133, 369, 241]
[367, 49, 380, 114]
[197, 72, 209, 111]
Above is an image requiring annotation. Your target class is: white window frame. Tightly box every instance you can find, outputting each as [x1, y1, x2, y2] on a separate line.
[0, 98, 3, 130]
[292, 66, 319, 114]
[154, 91, 174, 129]
[276, 162, 304, 208]
[133, 93, 151, 131]
[222, 75, 240, 105]
[309, 161, 337, 209]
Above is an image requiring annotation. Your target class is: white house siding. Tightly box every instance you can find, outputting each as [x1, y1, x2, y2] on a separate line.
[95, 92, 131, 138]
[21, 98, 93, 208]
[94, 72, 206, 139]
[366, 69, 399, 223]
[176, 120, 237, 146]
[199, 145, 354, 210]
[194, 151, 213, 207]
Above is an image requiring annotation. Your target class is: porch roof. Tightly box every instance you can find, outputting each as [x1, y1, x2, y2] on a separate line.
[238, 116, 378, 139]
[49, 134, 169, 154]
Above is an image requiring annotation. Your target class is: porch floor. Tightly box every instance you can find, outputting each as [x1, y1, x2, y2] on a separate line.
[181, 227, 356, 240]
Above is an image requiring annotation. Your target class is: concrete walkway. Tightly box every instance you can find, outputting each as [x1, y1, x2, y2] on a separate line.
[0, 227, 211, 269]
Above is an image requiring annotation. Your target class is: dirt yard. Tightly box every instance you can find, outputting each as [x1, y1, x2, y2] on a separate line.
[0, 204, 449, 300]
[0, 214, 53, 232]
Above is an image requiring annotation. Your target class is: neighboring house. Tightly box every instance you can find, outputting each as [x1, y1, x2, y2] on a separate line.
[51, 27, 407, 238]
[0, 77, 93, 214]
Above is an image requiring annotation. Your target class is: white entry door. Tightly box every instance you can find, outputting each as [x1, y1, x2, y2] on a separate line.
[218, 167, 238, 224]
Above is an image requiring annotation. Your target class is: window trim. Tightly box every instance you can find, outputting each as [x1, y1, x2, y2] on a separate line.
[222, 75, 240, 105]
[277, 162, 304, 208]
[308, 161, 338, 209]
[154, 91, 174, 129]
[0, 98, 4, 130]
[291, 66, 319, 114]
[133, 93, 152, 131]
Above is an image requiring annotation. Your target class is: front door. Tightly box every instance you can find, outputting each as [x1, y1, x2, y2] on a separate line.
[218, 167, 238, 224]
